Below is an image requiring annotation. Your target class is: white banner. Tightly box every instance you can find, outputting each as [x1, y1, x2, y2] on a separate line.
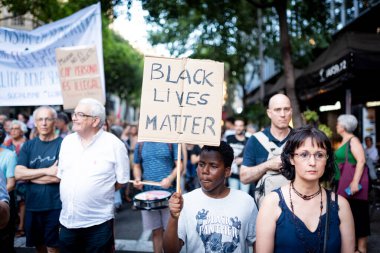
[0, 2, 104, 106]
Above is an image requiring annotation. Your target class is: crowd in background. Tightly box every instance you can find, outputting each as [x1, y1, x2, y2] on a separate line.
[0, 97, 379, 253]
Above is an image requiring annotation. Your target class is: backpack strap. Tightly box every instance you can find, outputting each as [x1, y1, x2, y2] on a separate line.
[253, 131, 286, 159]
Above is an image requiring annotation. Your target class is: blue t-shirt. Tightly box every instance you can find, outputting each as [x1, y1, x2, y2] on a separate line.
[0, 148, 17, 179]
[134, 142, 178, 192]
[242, 127, 290, 167]
[0, 172, 9, 202]
[274, 188, 341, 253]
[17, 137, 63, 211]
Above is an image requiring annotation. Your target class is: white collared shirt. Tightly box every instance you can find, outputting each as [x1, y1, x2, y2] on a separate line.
[58, 129, 130, 228]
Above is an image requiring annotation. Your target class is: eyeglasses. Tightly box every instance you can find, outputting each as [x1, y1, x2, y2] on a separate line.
[36, 118, 56, 123]
[72, 112, 96, 119]
[10, 127, 21, 131]
[293, 151, 329, 161]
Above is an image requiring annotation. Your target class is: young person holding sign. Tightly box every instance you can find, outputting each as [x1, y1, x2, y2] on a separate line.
[163, 141, 258, 253]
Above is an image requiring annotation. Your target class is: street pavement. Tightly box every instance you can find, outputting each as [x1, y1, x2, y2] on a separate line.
[15, 201, 153, 253]
[14, 190, 380, 253]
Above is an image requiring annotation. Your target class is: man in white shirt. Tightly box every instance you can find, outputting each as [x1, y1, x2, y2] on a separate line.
[58, 98, 130, 252]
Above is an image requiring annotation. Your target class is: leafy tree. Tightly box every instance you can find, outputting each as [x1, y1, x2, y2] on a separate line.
[102, 19, 143, 106]
[303, 109, 333, 138]
[133, 0, 333, 127]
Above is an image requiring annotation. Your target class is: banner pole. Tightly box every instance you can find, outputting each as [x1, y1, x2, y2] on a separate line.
[176, 143, 181, 193]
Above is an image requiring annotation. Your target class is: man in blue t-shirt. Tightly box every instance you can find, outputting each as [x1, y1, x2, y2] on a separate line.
[133, 141, 181, 253]
[240, 94, 293, 207]
[15, 106, 62, 253]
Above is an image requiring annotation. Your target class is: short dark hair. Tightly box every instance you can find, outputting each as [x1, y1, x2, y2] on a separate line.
[201, 141, 234, 168]
[234, 116, 246, 125]
[281, 125, 335, 183]
[226, 116, 235, 123]
[57, 112, 70, 124]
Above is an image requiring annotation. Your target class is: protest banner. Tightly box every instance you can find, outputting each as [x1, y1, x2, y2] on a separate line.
[0, 2, 104, 106]
[138, 56, 224, 146]
[56, 45, 105, 109]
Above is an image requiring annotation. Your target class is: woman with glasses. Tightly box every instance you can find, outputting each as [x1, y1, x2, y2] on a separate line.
[336, 114, 370, 253]
[256, 125, 355, 253]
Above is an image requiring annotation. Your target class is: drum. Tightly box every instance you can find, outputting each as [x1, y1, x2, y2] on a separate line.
[133, 190, 172, 210]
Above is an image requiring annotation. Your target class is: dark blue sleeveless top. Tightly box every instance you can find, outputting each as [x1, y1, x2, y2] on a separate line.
[274, 188, 341, 253]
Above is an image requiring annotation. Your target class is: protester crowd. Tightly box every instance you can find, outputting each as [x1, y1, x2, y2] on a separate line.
[0, 94, 378, 252]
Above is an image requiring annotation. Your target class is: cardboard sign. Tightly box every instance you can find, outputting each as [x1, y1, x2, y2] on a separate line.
[56, 45, 105, 109]
[138, 56, 224, 146]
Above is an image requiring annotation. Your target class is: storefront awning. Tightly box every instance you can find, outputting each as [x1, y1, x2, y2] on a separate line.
[296, 32, 380, 101]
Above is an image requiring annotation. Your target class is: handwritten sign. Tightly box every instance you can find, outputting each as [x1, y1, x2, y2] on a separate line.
[138, 56, 224, 146]
[56, 45, 105, 109]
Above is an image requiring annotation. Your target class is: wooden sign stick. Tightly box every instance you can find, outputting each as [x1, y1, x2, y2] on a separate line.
[176, 143, 182, 193]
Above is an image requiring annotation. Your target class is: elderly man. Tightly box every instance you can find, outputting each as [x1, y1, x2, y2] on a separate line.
[58, 98, 130, 252]
[15, 106, 62, 253]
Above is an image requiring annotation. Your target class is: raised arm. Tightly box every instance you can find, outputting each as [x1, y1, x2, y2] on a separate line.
[163, 192, 184, 253]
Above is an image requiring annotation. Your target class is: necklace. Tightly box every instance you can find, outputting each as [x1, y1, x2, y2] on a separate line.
[291, 182, 321, 200]
[289, 184, 324, 253]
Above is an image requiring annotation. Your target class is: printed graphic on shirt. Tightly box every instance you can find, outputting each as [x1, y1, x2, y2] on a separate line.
[196, 209, 241, 253]
[30, 155, 57, 165]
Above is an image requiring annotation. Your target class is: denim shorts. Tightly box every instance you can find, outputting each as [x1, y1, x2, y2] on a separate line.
[25, 209, 61, 248]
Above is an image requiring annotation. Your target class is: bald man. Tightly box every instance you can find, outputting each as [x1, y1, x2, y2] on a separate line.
[240, 94, 293, 208]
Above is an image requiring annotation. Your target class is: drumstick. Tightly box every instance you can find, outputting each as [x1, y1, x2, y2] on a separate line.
[129, 180, 161, 187]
